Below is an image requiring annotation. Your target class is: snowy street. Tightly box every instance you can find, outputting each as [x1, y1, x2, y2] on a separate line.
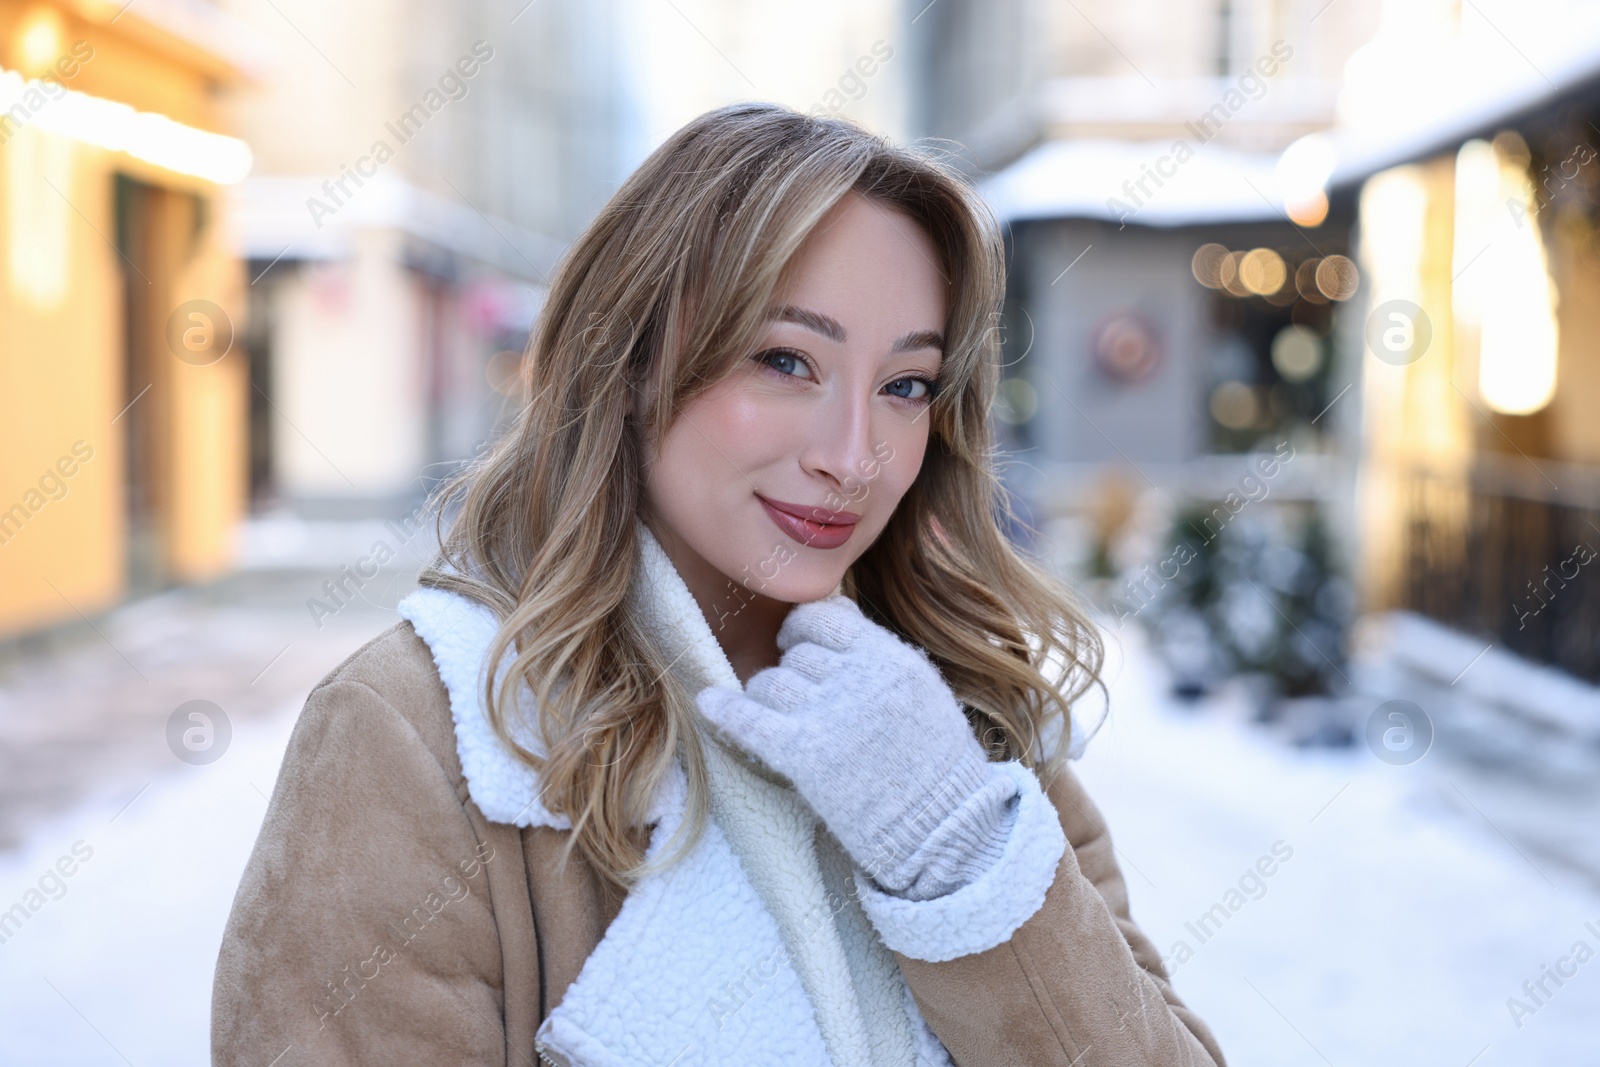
[1, 583, 1597, 1065]
[0, 550, 414, 1067]
[1075, 627, 1600, 1065]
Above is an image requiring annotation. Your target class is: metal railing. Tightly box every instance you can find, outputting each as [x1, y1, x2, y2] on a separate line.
[1401, 454, 1600, 684]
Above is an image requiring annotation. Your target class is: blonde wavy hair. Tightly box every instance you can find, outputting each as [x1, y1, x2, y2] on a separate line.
[417, 102, 1104, 888]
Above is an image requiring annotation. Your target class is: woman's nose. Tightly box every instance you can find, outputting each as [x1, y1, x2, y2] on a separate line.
[797, 387, 881, 497]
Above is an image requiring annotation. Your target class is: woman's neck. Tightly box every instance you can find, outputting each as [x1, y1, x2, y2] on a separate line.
[715, 599, 791, 685]
[645, 519, 792, 685]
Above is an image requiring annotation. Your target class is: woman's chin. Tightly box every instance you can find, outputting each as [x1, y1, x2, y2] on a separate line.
[743, 569, 847, 606]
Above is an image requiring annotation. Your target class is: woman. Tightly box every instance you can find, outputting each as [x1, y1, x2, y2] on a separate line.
[211, 102, 1227, 1066]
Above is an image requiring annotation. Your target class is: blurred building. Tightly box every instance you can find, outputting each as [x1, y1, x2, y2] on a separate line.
[907, 0, 1376, 173]
[0, 0, 255, 636]
[1326, 16, 1600, 749]
[908, 0, 1600, 755]
[620, 0, 905, 148]
[223, 0, 908, 522]
[218, 0, 642, 519]
[902, 0, 1401, 724]
[1, 0, 916, 638]
[905, 0, 1382, 573]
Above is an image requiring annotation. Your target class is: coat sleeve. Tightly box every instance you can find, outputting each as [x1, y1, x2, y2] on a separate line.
[211, 676, 521, 1066]
[880, 761, 1229, 1066]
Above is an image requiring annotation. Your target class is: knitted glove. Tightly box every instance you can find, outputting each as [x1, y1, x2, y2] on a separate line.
[695, 595, 1021, 900]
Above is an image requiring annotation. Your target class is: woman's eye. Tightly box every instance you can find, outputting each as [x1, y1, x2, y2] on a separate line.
[753, 350, 936, 404]
[885, 376, 937, 402]
[756, 348, 812, 380]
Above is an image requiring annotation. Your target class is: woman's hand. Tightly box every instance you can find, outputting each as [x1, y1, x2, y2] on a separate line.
[695, 595, 1016, 897]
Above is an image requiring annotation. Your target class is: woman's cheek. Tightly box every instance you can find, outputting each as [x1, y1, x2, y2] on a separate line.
[878, 424, 927, 499]
[708, 385, 801, 457]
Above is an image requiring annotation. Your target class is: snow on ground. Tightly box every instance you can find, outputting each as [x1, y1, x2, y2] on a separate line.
[1075, 626, 1600, 1066]
[1, 624, 1597, 1064]
[0, 701, 300, 1066]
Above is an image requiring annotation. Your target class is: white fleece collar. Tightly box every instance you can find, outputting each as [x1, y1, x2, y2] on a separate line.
[396, 523, 943, 1066]
[395, 522, 1064, 1065]
[396, 579, 691, 831]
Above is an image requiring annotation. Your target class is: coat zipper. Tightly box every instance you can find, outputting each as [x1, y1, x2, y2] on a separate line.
[534, 1039, 571, 1067]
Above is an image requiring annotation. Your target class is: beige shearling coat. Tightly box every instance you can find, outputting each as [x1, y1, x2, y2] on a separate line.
[211, 607, 1228, 1066]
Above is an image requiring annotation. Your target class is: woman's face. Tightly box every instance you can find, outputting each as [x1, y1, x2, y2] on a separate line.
[641, 190, 949, 614]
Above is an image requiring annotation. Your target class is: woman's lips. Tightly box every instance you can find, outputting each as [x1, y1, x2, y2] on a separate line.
[756, 494, 859, 549]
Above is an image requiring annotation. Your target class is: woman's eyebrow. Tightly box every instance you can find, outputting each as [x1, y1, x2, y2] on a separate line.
[891, 329, 944, 355]
[769, 304, 944, 353]
[772, 304, 844, 341]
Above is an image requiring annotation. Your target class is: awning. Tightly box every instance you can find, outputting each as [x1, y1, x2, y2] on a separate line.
[1324, 31, 1600, 190]
[977, 138, 1291, 229]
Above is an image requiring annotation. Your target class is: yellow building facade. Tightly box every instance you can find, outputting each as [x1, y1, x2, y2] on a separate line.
[0, 0, 250, 638]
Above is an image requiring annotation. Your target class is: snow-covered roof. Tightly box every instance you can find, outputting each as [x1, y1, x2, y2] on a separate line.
[978, 32, 1600, 227]
[977, 138, 1291, 229]
[1326, 34, 1600, 189]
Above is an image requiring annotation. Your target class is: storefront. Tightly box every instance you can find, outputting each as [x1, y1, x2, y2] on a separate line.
[0, 0, 253, 636]
[1332, 46, 1600, 684]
